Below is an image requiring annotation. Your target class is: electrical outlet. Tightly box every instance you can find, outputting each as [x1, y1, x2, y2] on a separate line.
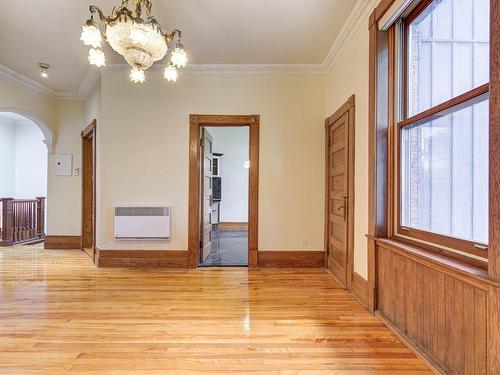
[300, 236, 308, 247]
[74, 168, 80, 176]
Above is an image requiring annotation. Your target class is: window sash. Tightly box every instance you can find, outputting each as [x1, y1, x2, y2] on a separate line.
[394, 0, 490, 258]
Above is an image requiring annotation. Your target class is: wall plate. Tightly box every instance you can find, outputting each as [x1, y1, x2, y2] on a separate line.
[53, 153, 73, 176]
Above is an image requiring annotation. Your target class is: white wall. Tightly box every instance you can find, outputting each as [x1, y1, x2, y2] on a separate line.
[0, 120, 16, 198]
[206, 126, 249, 223]
[0, 118, 47, 199]
[99, 71, 326, 251]
[13, 121, 47, 199]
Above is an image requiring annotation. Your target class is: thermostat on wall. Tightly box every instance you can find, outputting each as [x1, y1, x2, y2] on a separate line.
[53, 153, 73, 176]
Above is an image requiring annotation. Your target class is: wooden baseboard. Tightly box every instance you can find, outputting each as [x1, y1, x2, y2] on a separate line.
[376, 311, 444, 375]
[257, 251, 324, 268]
[217, 222, 248, 231]
[44, 235, 81, 250]
[96, 249, 189, 268]
[350, 271, 369, 308]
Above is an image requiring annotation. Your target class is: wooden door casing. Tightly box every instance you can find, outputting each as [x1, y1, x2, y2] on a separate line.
[325, 96, 355, 289]
[188, 115, 259, 269]
[200, 128, 213, 262]
[81, 120, 96, 262]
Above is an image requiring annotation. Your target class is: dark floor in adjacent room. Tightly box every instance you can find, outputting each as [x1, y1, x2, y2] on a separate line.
[200, 228, 248, 267]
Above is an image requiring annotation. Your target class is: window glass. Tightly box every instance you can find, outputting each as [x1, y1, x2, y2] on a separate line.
[407, 0, 490, 116]
[401, 98, 489, 244]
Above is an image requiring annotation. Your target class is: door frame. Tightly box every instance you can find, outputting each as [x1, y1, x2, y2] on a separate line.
[81, 120, 97, 263]
[324, 96, 355, 288]
[188, 115, 259, 268]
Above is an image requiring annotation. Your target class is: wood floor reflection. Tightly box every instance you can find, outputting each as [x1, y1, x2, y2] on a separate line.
[0, 246, 431, 374]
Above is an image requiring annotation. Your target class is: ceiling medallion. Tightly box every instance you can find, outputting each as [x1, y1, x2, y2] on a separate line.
[80, 0, 187, 83]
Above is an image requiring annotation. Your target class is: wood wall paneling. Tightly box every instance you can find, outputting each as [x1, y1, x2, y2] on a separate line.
[377, 244, 488, 375]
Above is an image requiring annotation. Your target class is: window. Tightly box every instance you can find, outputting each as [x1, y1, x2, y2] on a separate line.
[398, 0, 490, 257]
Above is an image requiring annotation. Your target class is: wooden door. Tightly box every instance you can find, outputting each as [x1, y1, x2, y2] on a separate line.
[81, 121, 96, 262]
[326, 111, 351, 287]
[200, 128, 214, 262]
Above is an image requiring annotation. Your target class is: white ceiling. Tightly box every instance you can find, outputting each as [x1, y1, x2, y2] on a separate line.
[0, 0, 357, 93]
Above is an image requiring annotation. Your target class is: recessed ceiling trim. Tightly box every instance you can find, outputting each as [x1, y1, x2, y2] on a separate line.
[103, 63, 326, 75]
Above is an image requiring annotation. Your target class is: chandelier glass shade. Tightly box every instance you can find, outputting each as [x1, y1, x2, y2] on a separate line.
[80, 0, 187, 83]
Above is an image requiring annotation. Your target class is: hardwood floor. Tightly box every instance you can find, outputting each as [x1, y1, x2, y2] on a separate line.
[0, 246, 432, 374]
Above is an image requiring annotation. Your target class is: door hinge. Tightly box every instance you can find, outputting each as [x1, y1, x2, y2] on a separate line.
[199, 240, 203, 249]
[199, 138, 204, 147]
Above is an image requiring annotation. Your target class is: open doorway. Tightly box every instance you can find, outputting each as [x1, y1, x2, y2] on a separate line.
[0, 111, 48, 247]
[188, 115, 259, 268]
[199, 126, 249, 266]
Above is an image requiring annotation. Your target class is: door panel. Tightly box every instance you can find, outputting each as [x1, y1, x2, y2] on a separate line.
[81, 123, 96, 262]
[200, 128, 214, 262]
[327, 112, 349, 286]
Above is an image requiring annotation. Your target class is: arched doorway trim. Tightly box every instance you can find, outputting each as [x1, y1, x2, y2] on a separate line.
[0, 107, 56, 153]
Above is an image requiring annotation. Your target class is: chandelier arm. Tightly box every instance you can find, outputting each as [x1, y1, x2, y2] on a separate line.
[163, 29, 182, 43]
[89, 5, 109, 23]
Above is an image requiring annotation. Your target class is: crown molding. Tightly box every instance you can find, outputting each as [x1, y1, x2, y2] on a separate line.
[0, 0, 377, 98]
[321, 0, 380, 71]
[0, 63, 88, 100]
[0, 64, 58, 97]
[78, 67, 101, 97]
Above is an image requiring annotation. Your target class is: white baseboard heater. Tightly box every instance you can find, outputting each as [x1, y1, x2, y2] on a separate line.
[114, 207, 171, 240]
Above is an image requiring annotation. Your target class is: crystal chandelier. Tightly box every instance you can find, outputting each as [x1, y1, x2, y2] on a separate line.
[80, 0, 188, 83]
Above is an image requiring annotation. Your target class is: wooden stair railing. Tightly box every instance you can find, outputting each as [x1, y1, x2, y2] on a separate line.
[0, 197, 45, 246]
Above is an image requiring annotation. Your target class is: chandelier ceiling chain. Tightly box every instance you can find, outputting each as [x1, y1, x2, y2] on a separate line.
[80, 0, 187, 83]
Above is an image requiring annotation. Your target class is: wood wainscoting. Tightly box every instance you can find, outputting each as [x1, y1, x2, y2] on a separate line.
[375, 238, 493, 375]
[44, 235, 81, 250]
[257, 251, 324, 268]
[95, 249, 189, 268]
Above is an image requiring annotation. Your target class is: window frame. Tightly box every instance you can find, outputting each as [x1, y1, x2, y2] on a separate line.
[394, 0, 490, 259]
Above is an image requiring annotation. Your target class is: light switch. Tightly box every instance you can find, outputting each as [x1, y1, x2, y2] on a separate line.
[53, 154, 73, 176]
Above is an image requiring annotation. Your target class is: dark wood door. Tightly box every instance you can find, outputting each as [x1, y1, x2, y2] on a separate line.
[200, 128, 213, 262]
[81, 121, 96, 262]
[326, 112, 350, 286]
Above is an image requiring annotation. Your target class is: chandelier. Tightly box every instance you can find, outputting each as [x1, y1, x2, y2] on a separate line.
[80, 0, 187, 83]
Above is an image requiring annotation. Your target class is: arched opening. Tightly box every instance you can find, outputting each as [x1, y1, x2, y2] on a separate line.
[0, 110, 51, 246]
[0, 108, 55, 153]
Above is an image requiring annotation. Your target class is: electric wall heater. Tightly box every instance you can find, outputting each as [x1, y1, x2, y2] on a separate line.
[114, 207, 171, 240]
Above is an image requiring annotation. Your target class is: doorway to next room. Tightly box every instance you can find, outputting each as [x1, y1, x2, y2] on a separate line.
[199, 126, 249, 267]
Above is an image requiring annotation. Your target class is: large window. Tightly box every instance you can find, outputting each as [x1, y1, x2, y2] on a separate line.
[398, 0, 489, 257]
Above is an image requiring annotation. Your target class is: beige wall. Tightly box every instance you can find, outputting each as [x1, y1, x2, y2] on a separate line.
[0, 75, 57, 128]
[325, 7, 375, 279]
[46, 100, 84, 235]
[98, 72, 326, 251]
[2, 10, 377, 274]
